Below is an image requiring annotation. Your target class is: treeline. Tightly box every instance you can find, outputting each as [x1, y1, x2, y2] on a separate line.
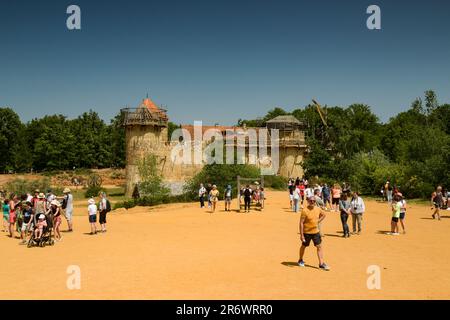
[238, 90, 450, 198]
[0, 109, 126, 172]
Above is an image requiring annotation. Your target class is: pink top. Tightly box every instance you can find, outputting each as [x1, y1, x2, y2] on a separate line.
[332, 187, 342, 198]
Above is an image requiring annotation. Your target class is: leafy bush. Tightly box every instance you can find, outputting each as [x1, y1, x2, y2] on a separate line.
[84, 186, 106, 198]
[263, 175, 286, 190]
[113, 193, 192, 210]
[5, 177, 52, 196]
[184, 164, 261, 200]
[136, 155, 170, 198]
[110, 170, 125, 180]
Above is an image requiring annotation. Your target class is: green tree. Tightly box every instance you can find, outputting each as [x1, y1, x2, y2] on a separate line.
[0, 108, 25, 172]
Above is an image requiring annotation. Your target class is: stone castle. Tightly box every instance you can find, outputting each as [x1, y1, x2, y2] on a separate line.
[122, 97, 307, 197]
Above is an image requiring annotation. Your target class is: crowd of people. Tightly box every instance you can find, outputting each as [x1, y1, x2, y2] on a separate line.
[290, 176, 450, 271]
[1, 188, 112, 246]
[198, 183, 265, 213]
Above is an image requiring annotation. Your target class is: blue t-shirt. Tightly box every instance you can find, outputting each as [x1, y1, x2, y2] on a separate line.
[23, 208, 33, 223]
[322, 187, 330, 198]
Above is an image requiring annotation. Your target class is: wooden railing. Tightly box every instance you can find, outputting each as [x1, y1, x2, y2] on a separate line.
[121, 108, 168, 126]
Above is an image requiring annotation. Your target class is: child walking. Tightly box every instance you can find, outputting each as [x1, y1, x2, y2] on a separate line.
[88, 198, 98, 235]
[388, 195, 401, 236]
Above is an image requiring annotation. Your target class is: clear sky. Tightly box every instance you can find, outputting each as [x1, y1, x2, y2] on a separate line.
[1, 0, 449, 125]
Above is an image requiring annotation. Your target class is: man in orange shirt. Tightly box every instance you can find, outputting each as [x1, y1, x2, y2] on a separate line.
[298, 196, 330, 271]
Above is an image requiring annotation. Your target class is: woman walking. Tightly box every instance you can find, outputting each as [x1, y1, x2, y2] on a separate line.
[339, 194, 351, 238]
[292, 185, 301, 213]
[34, 192, 47, 222]
[398, 194, 407, 234]
[98, 192, 110, 233]
[209, 185, 220, 213]
[49, 200, 62, 241]
[331, 184, 342, 211]
[2, 198, 9, 233]
[8, 194, 18, 238]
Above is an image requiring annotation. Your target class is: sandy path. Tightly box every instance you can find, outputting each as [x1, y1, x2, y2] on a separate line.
[1, 191, 449, 300]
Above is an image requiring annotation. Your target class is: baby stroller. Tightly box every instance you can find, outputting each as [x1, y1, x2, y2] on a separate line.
[27, 214, 55, 248]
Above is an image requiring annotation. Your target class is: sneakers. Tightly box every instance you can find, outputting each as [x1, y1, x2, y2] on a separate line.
[298, 260, 305, 267]
[319, 263, 330, 271]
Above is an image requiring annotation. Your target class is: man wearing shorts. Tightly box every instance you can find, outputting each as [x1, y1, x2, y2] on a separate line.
[298, 196, 330, 271]
[224, 185, 232, 212]
[20, 202, 34, 244]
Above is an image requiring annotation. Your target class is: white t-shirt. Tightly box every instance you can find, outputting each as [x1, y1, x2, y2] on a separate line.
[400, 199, 407, 213]
[293, 188, 301, 200]
[99, 198, 107, 211]
[65, 194, 74, 212]
[305, 188, 314, 199]
[88, 204, 97, 216]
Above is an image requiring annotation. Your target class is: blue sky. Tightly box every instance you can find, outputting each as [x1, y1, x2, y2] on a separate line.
[0, 0, 449, 125]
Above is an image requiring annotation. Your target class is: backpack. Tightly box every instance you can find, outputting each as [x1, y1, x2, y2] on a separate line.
[62, 195, 68, 209]
[106, 199, 112, 212]
[244, 188, 251, 197]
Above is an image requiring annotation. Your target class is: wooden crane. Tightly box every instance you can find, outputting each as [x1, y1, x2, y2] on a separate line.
[312, 99, 328, 128]
[311, 99, 333, 151]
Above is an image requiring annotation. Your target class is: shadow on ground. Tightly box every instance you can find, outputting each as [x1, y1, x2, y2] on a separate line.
[281, 262, 319, 270]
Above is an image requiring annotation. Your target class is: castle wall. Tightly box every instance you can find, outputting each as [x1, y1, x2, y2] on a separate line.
[125, 124, 306, 197]
[278, 147, 304, 179]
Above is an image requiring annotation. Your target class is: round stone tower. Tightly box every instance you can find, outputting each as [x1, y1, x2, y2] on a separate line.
[122, 97, 169, 198]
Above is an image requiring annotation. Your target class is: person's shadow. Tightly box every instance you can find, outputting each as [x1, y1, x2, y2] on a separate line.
[281, 262, 319, 270]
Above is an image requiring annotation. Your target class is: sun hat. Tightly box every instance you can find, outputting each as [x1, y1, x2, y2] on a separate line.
[34, 189, 40, 193]
[39, 214, 45, 220]
[51, 200, 61, 207]
[88, 198, 95, 205]
[38, 193, 45, 199]
[63, 188, 71, 193]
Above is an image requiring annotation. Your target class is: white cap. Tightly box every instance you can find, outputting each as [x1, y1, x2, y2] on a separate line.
[39, 214, 45, 220]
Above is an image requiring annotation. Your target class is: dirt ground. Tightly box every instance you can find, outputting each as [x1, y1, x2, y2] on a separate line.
[1, 190, 449, 300]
